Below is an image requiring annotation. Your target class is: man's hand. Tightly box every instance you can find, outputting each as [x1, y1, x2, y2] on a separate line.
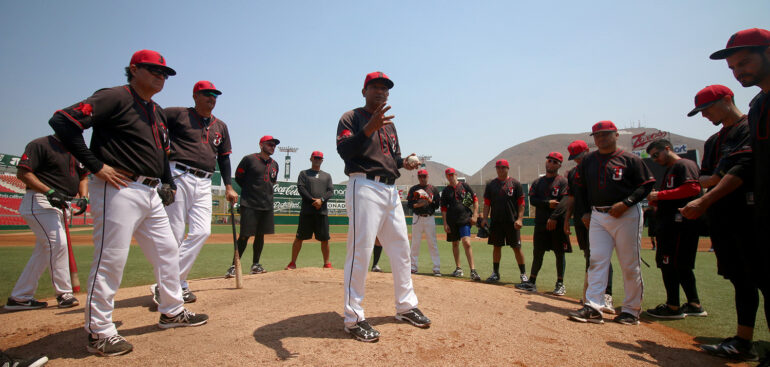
[581, 213, 591, 228]
[312, 198, 323, 210]
[548, 200, 559, 209]
[514, 218, 523, 230]
[546, 218, 557, 231]
[680, 198, 707, 219]
[608, 202, 629, 218]
[647, 190, 658, 202]
[563, 220, 571, 236]
[95, 164, 131, 189]
[444, 223, 451, 233]
[363, 103, 394, 137]
[225, 186, 239, 204]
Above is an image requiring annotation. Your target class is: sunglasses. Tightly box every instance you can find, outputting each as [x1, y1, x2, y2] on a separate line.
[547, 159, 561, 164]
[312, 157, 324, 160]
[200, 91, 218, 98]
[418, 175, 427, 177]
[140, 65, 169, 79]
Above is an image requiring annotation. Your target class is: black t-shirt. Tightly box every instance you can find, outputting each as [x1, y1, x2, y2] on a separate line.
[17, 136, 88, 196]
[441, 182, 476, 225]
[235, 154, 279, 210]
[529, 175, 568, 226]
[297, 169, 334, 215]
[576, 149, 656, 207]
[164, 107, 232, 172]
[655, 158, 701, 222]
[566, 166, 588, 219]
[336, 108, 403, 179]
[407, 184, 441, 215]
[700, 117, 754, 212]
[484, 177, 524, 223]
[749, 92, 769, 215]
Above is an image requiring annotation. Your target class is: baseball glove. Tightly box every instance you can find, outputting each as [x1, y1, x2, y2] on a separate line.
[462, 192, 474, 208]
[476, 222, 490, 238]
[157, 184, 175, 206]
[45, 189, 68, 209]
[72, 197, 89, 216]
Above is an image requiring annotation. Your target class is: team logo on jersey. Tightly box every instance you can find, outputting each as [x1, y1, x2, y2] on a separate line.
[662, 255, 669, 265]
[389, 133, 398, 152]
[213, 132, 222, 146]
[612, 167, 624, 181]
[552, 186, 560, 197]
[336, 129, 352, 145]
[270, 166, 277, 179]
[74, 102, 93, 116]
[666, 175, 675, 189]
[20, 153, 28, 162]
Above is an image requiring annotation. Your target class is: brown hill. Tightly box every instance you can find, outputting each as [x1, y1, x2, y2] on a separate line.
[394, 161, 470, 186]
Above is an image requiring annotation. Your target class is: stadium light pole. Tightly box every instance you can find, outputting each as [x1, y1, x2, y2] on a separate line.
[279, 146, 298, 181]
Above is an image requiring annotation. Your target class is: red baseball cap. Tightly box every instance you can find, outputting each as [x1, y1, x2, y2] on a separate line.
[495, 159, 509, 168]
[417, 169, 428, 176]
[193, 80, 222, 95]
[590, 120, 617, 136]
[364, 71, 394, 89]
[546, 152, 563, 163]
[567, 140, 589, 160]
[445, 167, 456, 175]
[311, 151, 323, 158]
[130, 49, 176, 76]
[259, 135, 280, 145]
[710, 28, 770, 60]
[687, 85, 734, 117]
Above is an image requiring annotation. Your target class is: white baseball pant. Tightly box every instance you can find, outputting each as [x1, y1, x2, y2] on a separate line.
[410, 214, 440, 273]
[585, 204, 644, 317]
[343, 174, 418, 327]
[165, 162, 213, 289]
[85, 177, 184, 339]
[10, 191, 72, 300]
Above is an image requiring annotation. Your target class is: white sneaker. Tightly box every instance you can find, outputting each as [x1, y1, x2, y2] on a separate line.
[520, 273, 529, 283]
[600, 294, 615, 314]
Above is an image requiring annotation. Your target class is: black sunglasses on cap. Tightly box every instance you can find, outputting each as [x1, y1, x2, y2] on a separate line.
[140, 64, 170, 79]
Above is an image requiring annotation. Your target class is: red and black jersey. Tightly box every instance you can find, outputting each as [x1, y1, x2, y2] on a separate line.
[655, 158, 701, 221]
[565, 166, 588, 219]
[53, 85, 169, 178]
[407, 184, 441, 216]
[576, 149, 655, 207]
[163, 107, 232, 172]
[749, 91, 769, 217]
[336, 108, 403, 179]
[529, 175, 568, 226]
[17, 136, 88, 196]
[700, 116, 751, 177]
[235, 154, 279, 210]
[441, 182, 477, 225]
[484, 177, 524, 223]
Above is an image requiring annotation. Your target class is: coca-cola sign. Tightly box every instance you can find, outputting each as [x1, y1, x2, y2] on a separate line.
[632, 130, 669, 149]
[273, 184, 300, 197]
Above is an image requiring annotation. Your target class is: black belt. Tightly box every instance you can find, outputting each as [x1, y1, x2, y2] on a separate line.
[365, 174, 396, 185]
[415, 213, 432, 217]
[593, 206, 612, 213]
[175, 163, 213, 178]
[129, 175, 160, 188]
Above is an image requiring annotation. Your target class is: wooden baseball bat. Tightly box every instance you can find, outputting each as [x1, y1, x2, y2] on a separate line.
[230, 203, 243, 289]
[63, 209, 80, 293]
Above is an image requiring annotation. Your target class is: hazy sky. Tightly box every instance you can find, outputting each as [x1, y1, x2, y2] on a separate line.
[1, 1, 767, 183]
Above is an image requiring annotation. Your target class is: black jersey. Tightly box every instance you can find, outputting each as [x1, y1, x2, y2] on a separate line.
[529, 175, 568, 226]
[700, 116, 751, 177]
[441, 182, 477, 225]
[164, 107, 232, 172]
[483, 177, 524, 223]
[656, 158, 701, 221]
[566, 166, 588, 219]
[336, 108, 403, 179]
[297, 169, 334, 215]
[235, 154, 279, 211]
[576, 149, 655, 208]
[407, 184, 441, 216]
[749, 92, 769, 216]
[17, 136, 88, 196]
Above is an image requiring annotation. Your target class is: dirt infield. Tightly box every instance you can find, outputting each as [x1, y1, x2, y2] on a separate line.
[0, 268, 745, 366]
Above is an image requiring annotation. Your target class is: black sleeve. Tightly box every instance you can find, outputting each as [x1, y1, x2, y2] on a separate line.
[49, 115, 104, 173]
[217, 155, 232, 186]
[622, 181, 654, 206]
[235, 156, 248, 187]
[297, 171, 313, 201]
[576, 163, 590, 215]
[322, 174, 333, 201]
[528, 180, 548, 208]
[161, 153, 176, 190]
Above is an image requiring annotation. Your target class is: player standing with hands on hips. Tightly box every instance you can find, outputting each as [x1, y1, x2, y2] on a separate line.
[48, 50, 209, 357]
[569, 121, 654, 326]
[5, 135, 88, 311]
[336, 71, 430, 342]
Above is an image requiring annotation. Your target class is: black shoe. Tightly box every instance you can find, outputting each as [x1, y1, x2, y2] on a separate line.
[0, 350, 48, 367]
[469, 269, 481, 281]
[56, 293, 79, 308]
[150, 285, 160, 306]
[396, 307, 431, 328]
[645, 304, 685, 319]
[569, 305, 604, 324]
[515, 281, 537, 292]
[158, 309, 209, 329]
[250, 263, 266, 274]
[86, 334, 133, 357]
[344, 321, 380, 342]
[680, 303, 708, 317]
[485, 272, 500, 283]
[4, 297, 47, 311]
[182, 288, 197, 303]
[700, 336, 758, 361]
[451, 267, 463, 277]
[613, 312, 639, 325]
[552, 282, 566, 296]
[224, 265, 235, 279]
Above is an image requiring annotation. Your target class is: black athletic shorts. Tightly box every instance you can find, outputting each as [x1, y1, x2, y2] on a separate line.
[296, 214, 330, 241]
[239, 207, 275, 237]
[487, 221, 521, 248]
[446, 223, 472, 242]
[533, 227, 572, 253]
[655, 218, 699, 270]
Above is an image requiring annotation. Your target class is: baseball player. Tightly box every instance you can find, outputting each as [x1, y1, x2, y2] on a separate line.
[407, 169, 442, 276]
[568, 120, 655, 326]
[644, 139, 706, 319]
[370, 238, 384, 272]
[228, 135, 280, 277]
[479, 159, 528, 284]
[151, 80, 238, 304]
[336, 71, 430, 342]
[561, 140, 614, 312]
[4, 135, 88, 311]
[441, 167, 481, 281]
[285, 151, 334, 269]
[48, 50, 208, 357]
[516, 152, 570, 295]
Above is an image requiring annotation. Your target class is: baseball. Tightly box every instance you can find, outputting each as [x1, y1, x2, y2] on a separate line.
[406, 155, 420, 166]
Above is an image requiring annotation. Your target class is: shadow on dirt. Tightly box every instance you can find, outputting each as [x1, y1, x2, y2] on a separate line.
[606, 339, 732, 366]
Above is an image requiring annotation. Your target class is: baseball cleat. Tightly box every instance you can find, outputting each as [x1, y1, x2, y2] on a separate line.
[433, 270, 442, 277]
[469, 269, 481, 281]
[250, 263, 266, 274]
[700, 336, 758, 361]
[224, 265, 236, 279]
[56, 293, 79, 308]
[520, 273, 529, 283]
[552, 282, 566, 296]
[150, 285, 160, 306]
[0, 350, 48, 367]
[323, 263, 333, 269]
[601, 294, 616, 314]
[645, 304, 684, 319]
[451, 267, 464, 277]
[87, 334, 133, 357]
[485, 272, 500, 283]
[680, 303, 708, 317]
[181, 288, 196, 303]
[285, 262, 296, 270]
[395, 308, 431, 328]
[344, 321, 380, 342]
[158, 309, 209, 329]
[371, 265, 382, 273]
[515, 281, 537, 292]
[613, 312, 640, 325]
[4, 297, 47, 311]
[411, 269, 418, 274]
[569, 305, 604, 324]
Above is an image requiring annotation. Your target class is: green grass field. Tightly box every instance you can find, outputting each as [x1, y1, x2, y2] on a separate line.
[1, 224, 767, 351]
